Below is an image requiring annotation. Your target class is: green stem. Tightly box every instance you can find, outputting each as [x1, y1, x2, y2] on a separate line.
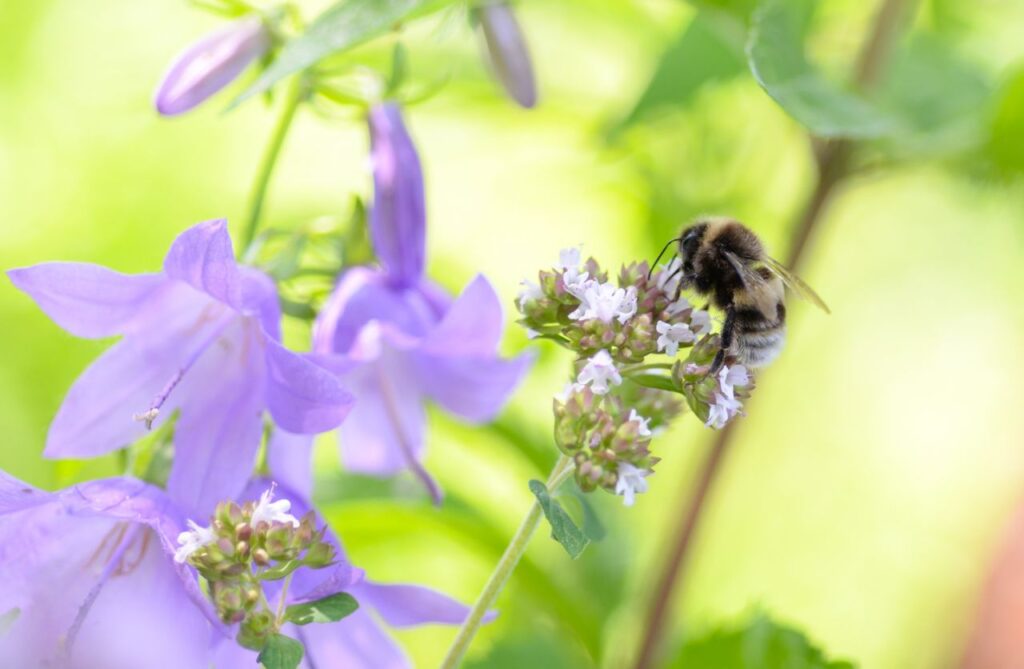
[439, 454, 575, 669]
[275, 572, 294, 626]
[240, 75, 305, 257]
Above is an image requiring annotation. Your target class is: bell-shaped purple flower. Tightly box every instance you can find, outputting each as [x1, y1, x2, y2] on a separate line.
[154, 16, 271, 116]
[477, 2, 538, 109]
[7, 220, 354, 516]
[0, 472, 221, 668]
[301, 104, 532, 502]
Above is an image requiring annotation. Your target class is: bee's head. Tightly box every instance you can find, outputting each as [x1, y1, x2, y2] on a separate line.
[677, 222, 708, 274]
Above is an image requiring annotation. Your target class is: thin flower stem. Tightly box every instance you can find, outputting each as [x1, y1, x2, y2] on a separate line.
[630, 1, 918, 667]
[439, 454, 575, 669]
[620, 362, 674, 375]
[275, 572, 294, 626]
[240, 75, 306, 257]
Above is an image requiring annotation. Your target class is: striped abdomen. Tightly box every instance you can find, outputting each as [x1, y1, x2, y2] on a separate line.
[732, 303, 786, 368]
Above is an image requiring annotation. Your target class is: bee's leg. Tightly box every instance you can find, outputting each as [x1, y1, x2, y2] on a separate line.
[709, 305, 736, 376]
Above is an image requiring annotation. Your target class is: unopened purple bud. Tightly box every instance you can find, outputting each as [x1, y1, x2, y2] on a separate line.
[367, 103, 426, 286]
[154, 16, 271, 116]
[477, 3, 537, 108]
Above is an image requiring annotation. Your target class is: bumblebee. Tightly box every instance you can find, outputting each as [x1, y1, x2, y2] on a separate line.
[652, 217, 829, 373]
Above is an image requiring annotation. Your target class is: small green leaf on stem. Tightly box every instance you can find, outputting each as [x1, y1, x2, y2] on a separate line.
[285, 592, 359, 625]
[626, 373, 678, 393]
[257, 633, 304, 669]
[567, 485, 606, 542]
[528, 480, 589, 559]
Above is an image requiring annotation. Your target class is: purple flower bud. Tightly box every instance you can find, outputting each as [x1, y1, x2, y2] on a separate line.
[154, 16, 271, 116]
[477, 2, 537, 109]
[367, 103, 427, 287]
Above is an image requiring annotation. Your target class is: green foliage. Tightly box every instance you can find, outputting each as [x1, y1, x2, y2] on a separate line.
[257, 633, 305, 669]
[747, 0, 894, 138]
[988, 67, 1024, 176]
[285, 592, 360, 625]
[528, 479, 589, 559]
[613, 10, 745, 132]
[670, 613, 856, 669]
[565, 484, 607, 542]
[234, 0, 460, 105]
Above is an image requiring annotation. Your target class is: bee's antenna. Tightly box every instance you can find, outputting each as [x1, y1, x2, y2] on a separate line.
[647, 237, 683, 280]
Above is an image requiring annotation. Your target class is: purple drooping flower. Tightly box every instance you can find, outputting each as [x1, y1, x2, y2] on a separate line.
[0, 471, 477, 668]
[0, 472, 221, 668]
[304, 104, 531, 501]
[154, 16, 271, 116]
[7, 220, 353, 516]
[477, 2, 537, 109]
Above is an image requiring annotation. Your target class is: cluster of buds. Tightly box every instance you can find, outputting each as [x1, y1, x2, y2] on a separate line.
[175, 487, 336, 650]
[517, 248, 757, 506]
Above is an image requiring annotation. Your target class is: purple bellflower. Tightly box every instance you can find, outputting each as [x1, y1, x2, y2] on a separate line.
[0, 471, 478, 668]
[306, 104, 531, 502]
[477, 2, 538, 108]
[154, 16, 271, 116]
[7, 220, 354, 516]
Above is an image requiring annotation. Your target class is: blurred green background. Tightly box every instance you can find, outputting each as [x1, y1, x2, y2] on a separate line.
[2, 0, 1024, 667]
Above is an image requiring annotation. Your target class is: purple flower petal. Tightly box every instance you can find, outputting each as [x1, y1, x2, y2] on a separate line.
[350, 581, 483, 628]
[415, 352, 532, 422]
[154, 16, 271, 116]
[163, 218, 243, 310]
[166, 322, 266, 517]
[7, 263, 164, 339]
[368, 104, 426, 287]
[266, 428, 316, 501]
[264, 338, 355, 434]
[419, 274, 505, 357]
[478, 2, 538, 108]
[297, 611, 411, 669]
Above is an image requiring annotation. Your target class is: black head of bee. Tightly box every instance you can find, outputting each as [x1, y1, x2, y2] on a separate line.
[677, 222, 708, 274]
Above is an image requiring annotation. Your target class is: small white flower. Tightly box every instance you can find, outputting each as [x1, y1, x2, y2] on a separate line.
[568, 280, 636, 324]
[576, 350, 622, 395]
[555, 381, 582, 402]
[174, 520, 215, 564]
[615, 462, 651, 507]
[251, 487, 299, 528]
[655, 257, 683, 297]
[655, 320, 695, 356]
[690, 309, 712, 337]
[666, 296, 693, 317]
[717, 364, 750, 400]
[525, 328, 540, 340]
[517, 279, 542, 310]
[628, 409, 652, 437]
[705, 392, 743, 429]
[557, 246, 590, 293]
[558, 246, 581, 270]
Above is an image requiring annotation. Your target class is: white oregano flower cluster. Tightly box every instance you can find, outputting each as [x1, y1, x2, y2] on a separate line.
[705, 364, 751, 429]
[174, 486, 299, 563]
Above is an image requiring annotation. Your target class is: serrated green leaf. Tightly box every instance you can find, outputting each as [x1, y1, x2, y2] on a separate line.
[529, 479, 589, 559]
[874, 34, 992, 156]
[257, 633, 304, 669]
[747, 0, 894, 138]
[613, 10, 746, 132]
[671, 613, 856, 668]
[234, 0, 458, 105]
[285, 592, 359, 625]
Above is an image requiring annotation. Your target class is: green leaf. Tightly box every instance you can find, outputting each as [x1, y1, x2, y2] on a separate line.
[234, 0, 458, 105]
[626, 373, 678, 392]
[747, 0, 894, 138]
[613, 10, 746, 133]
[567, 484, 606, 541]
[670, 613, 856, 669]
[874, 34, 993, 156]
[285, 592, 359, 625]
[259, 559, 302, 581]
[257, 633, 304, 669]
[987, 67, 1024, 177]
[529, 479, 589, 559]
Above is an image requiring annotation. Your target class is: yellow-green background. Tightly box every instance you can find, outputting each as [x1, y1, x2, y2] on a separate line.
[2, 0, 1024, 667]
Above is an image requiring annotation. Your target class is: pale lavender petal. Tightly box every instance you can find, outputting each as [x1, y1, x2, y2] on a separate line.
[240, 266, 284, 341]
[297, 611, 410, 669]
[337, 351, 424, 476]
[154, 16, 270, 116]
[7, 263, 165, 338]
[167, 320, 266, 517]
[478, 2, 537, 108]
[419, 275, 505, 357]
[162, 219, 243, 310]
[368, 104, 425, 287]
[313, 268, 441, 355]
[266, 428, 316, 501]
[265, 338, 355, 434]
[415, 352, 532, 422]
[350, 581, 484, 628]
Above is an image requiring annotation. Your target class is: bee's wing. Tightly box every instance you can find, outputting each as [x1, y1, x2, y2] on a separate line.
[722, 250, 764, 292]
[763, 256, 831, 314]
